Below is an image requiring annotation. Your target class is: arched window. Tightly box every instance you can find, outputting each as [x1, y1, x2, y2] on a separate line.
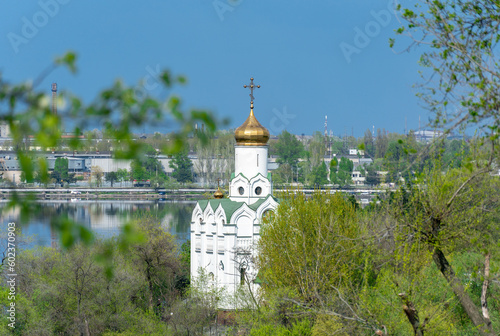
[262, 210, 275, 223]
[255, 186, 262, 195]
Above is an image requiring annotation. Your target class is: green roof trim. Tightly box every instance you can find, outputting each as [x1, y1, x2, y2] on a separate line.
[230, 172, 250, 183]
[196, 195, 278, 222]
[230, 172, 271, 184]
[197, 198, 245, 220]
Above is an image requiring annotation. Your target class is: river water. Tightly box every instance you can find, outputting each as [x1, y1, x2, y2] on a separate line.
[0, 200, 194, 249]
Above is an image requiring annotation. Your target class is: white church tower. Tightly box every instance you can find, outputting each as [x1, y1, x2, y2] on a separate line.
[190, 78, 278, 306]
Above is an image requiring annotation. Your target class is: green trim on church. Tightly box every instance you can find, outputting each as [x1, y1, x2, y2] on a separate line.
[229, 172, 270, 184]
[197, 194, 277, 221]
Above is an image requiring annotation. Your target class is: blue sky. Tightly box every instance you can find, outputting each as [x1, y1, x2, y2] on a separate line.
[0, 0, 429, 137]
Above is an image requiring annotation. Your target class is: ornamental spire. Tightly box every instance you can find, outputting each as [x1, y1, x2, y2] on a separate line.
[243, 77, 260, 109]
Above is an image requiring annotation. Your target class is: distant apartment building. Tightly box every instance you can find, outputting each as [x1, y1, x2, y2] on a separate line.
[0, 122, 10, 138]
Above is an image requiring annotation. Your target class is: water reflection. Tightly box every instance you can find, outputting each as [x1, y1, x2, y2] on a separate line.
[0, 200, 194, 248]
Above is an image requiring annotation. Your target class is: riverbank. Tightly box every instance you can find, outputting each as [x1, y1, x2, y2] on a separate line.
[0, 188, 213, 201]
[0, 187, 387, 203]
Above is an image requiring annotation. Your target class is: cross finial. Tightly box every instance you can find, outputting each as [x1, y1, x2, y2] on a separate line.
[216, 178, 221, 188]
[243, 77, 260, 109]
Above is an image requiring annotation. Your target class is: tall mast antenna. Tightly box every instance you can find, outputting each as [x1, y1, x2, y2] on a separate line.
[51, 83, 58, 115]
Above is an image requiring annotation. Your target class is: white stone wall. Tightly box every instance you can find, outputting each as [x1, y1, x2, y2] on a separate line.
[234, 145, 268, 179]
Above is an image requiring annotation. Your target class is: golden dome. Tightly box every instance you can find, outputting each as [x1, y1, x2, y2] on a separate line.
[214, 187, 224, 199]
[234, 104, 270, 146]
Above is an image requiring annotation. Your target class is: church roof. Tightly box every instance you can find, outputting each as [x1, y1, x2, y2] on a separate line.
[235, 78, 269, 146]
[234, 107, 270, 146]
[197, 194, 277, 220]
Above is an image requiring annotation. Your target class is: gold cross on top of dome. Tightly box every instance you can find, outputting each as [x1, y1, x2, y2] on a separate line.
[243, 77, 260, 107]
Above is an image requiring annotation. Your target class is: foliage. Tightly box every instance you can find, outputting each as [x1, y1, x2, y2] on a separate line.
[249, 319, 312, 336]
[259, 191, 364, 304]
[116, 168, 129, 183]
[307, 161, 328, 187]
[273, 163, 294, 185]
[394, 0, 500, 140]
[127, 214, 182, 316]
[105, 171, 118, 187]
[91, 166, 104, 187]
[386, 164, 500, 335]
[364, 165, 379, 186]
[0, 213, 189, 335]
[169, 150, 193, 184]
[330, 157, 353, 186]
[169, 268, 226, 335]
[257, 160, 500, 335]
[191, 130, 234, 187]
[274, 130, 304, 181]
[50, 157, 76, 185]
[305, 132, 325, 167]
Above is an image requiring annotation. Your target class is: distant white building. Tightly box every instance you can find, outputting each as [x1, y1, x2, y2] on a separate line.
[352, 171, 366, 185]
[414, 129, 444, 142]
[348, 148, 364, 156]
[0, 122, 10, 138]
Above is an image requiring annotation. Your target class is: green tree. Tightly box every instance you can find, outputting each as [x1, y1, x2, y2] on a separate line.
[329, 157, 339, 185]
[191, 130, 235, 187]
[0, 224, 181, 335]
[128, 215, 181, 315]
[91, 166, 104, 187]
[330, 157, 353, 187]
[259, 192, 361, 301]
[365, 165, 379, 186]
[130, 160, 149, 181]
[51, 157, 69, 185]
[306, 131, 326, 167]
[389, 165, 500, 335]
[362, 128, 375, 158]
[144, 156, 165, 179]
[258, 191, 385, 333]
[105, 171, 118, 187]
[169, 150, 193, 184]
[394, 1, 500, 140]
[273, 163, 293, 185]
[116, 168, 129, 185]
[375, 128, 388, 159]
[307, 161, 328, 187]
[274, 130, 304, 179]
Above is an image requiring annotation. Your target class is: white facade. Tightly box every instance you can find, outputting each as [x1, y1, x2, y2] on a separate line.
[234, 145, 268, 178]
[190, 195, 278, 305]
[190, 104, 277, 307]
[230, 145, 272, 204]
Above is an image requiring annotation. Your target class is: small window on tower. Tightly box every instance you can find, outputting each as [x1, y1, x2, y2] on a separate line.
[255, 186, 262, 195]
[238, 187, 244, 195]
[257, 154, 259, 167]
[240, 267, 246, 285]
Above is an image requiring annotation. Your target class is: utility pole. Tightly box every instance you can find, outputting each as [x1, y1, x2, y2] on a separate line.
[51, 83, 57, 115]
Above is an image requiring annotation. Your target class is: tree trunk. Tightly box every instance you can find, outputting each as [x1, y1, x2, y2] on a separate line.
[146, 266, 154, 310]
[481, 254, 491, 323]
[399, 293, 424, 336]
[432, 247, 495, 336]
